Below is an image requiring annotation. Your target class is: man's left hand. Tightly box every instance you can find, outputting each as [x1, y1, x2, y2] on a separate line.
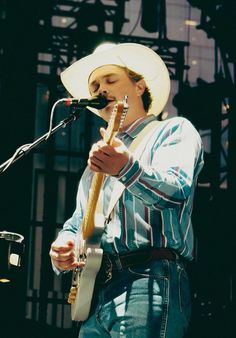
[88, 127, 129, 176]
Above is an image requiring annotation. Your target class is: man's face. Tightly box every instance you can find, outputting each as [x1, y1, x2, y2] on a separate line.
[88, 65, 146, 127]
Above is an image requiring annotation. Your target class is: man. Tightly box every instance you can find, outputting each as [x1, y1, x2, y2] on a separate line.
[49, 43, 204, 337]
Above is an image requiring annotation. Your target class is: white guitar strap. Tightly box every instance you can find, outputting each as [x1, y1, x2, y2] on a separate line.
[105, 119, 161, 221]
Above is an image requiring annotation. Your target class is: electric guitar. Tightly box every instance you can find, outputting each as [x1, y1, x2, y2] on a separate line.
[68, 97, 128, 321]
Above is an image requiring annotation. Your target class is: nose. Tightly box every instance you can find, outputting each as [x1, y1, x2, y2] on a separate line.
[98, 84, 108, 96]
[99, 90, 108, 97]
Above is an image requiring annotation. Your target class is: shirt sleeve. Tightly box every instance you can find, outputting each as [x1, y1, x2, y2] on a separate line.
[51, 168, 91, 274]
[117, 117, 204, 210]
[59, 167, 92, 236]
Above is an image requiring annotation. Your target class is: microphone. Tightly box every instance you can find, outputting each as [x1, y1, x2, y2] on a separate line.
[64, 95, 108, 109]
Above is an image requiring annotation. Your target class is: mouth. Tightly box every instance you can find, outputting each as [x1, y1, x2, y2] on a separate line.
[103, 98, 116, 110]
[107, 97, 116, 103]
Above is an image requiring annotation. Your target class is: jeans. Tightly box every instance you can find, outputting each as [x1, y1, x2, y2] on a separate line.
[79, 259, 191, 338]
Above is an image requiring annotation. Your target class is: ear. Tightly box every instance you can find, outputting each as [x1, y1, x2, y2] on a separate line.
[135, 79, 146, 96]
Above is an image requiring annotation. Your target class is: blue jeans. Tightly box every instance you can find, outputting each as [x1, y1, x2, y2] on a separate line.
[79, 259, 191, 338]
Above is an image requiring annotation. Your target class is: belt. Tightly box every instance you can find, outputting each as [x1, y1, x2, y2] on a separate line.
[98, 247, 179, 285]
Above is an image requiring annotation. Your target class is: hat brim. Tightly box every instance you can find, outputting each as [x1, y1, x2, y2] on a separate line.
[60, 43, 170, 116]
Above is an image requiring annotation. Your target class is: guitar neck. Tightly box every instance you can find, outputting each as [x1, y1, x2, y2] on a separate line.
[81, 171, 105, 239]
[81, 99, 127, 240]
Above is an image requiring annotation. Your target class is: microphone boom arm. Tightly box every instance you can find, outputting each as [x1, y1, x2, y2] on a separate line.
[0, 107, 84, 173]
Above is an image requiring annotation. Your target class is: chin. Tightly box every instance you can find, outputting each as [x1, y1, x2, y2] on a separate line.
[99, 110, 110, 122]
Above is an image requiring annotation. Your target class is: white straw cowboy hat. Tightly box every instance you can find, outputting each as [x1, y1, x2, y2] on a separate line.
[60, 42, 170, 116]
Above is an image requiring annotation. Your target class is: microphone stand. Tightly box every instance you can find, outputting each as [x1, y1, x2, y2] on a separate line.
[0, 108, 83, 173]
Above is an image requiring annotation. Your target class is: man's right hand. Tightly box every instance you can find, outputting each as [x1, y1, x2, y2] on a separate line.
[49, 237, 85, 271]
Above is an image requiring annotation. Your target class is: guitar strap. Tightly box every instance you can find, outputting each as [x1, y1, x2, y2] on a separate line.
[105, 119, 161, 221]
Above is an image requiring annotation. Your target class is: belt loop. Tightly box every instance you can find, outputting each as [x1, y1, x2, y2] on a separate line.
[172, 250, 180, 261]
[114, 254, 123, 270]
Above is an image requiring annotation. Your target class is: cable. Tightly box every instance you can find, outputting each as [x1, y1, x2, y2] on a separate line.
[45, 98, 67, 140]
[1, 98, 64, 172]
[2, 143, 32, 172]
[127, 1, 142, 36]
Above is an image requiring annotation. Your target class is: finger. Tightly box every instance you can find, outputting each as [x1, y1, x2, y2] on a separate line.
[54, 260, 77, 271]
[100, 127, 106, 139]
[70, 261, 85, 269]
[49, 248, 75, 261]
[111, 137, 123, 148]
[94, 144, 115, 157]
[90, 144, 100, 155]
[87, 158, 103, 171]
[51, 242, 74, 253]
[97, 141, 106, 148]
[50, 242, 76, 260]
[54, 257, 85, 271]
[66, 240, 75, 247]
[89, 149, 104, 162]
[89, 144, 108, 160]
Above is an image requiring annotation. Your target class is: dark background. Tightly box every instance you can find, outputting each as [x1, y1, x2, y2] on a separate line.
[0, 1, 235, 337]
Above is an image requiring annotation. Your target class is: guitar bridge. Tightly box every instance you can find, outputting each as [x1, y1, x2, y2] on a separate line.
[68, 266, 82, 304]
[68, 285, 78, 304]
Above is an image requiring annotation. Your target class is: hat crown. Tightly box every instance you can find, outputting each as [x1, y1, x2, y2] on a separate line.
[61, 43, 170, 116]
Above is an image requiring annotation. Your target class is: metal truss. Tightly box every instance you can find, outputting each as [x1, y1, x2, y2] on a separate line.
[36, 0, 189, 85]
[186, 0, 236, 193]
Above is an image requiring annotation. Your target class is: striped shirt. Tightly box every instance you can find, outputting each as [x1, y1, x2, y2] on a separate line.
[60, 114, 204, 260]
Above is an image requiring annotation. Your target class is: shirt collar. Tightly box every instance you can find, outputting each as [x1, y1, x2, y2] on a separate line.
[118, 114, 158, 139]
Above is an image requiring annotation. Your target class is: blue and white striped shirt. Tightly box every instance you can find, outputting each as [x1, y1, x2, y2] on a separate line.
[60, 114, 204, 260]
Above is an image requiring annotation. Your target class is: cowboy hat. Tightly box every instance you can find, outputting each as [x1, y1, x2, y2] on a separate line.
[60, 42, 170, 116]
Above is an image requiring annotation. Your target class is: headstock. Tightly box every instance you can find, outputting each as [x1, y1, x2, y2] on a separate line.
[103, 96, 128, 144]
